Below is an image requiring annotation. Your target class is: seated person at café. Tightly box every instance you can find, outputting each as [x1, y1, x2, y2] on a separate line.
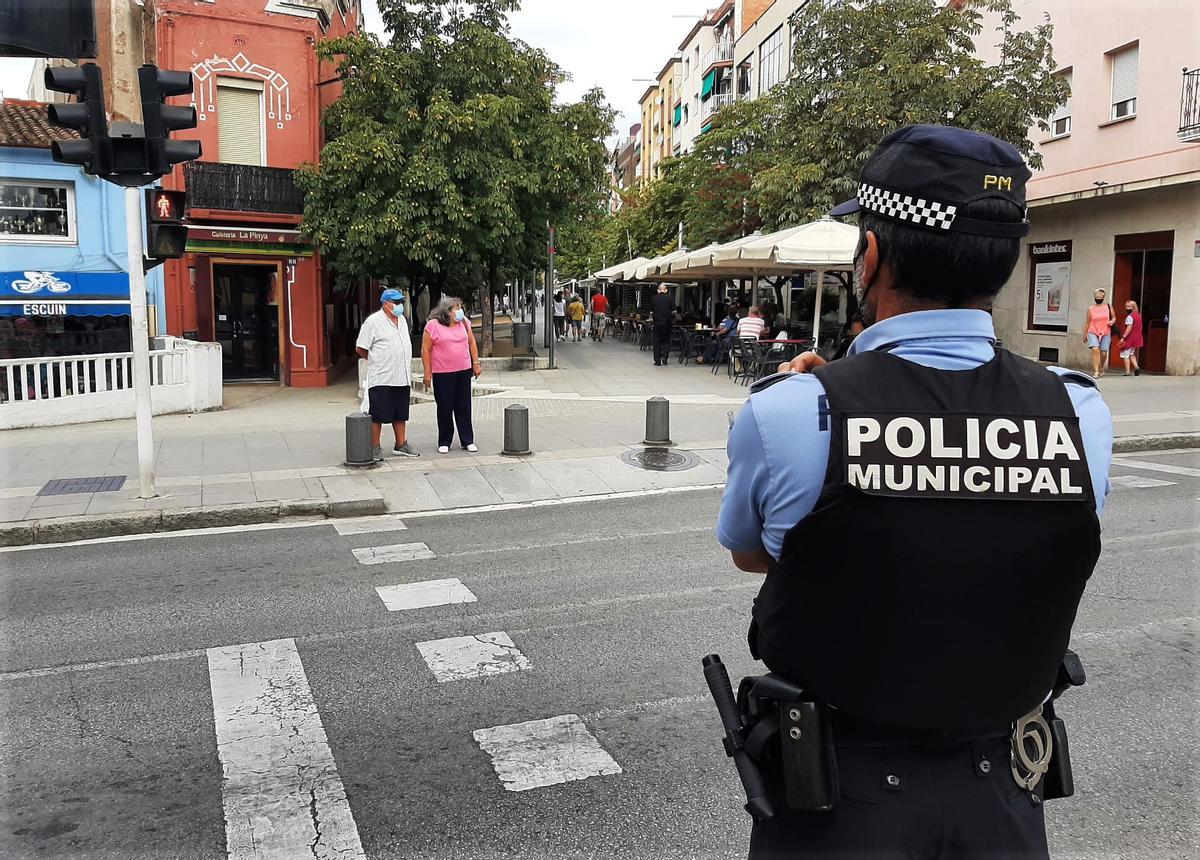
[736, 305, 766, 340]
[697, 305, 740, 364]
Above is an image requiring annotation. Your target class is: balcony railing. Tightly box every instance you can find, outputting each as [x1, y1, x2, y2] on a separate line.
[704, 41, 735, 69]
[1180, 68, 1200, 142]
[704, 91, 734, 117]
[184, 162, 304, 215]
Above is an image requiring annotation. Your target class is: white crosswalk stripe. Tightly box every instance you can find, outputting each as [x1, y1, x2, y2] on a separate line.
[473, 714, 622, 792]
[1110, 457, 1200, 479]
[1110, 474, 1177, 489]
[333, 515, 408, 536]
[207, 638, 365, 860]
[375, 577, 477, 611]
[416, 632, 531, 682]
[353, 541, 435, 564]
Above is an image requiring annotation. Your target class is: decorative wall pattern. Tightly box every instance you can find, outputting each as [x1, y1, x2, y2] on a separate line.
[189, 52, 293, 130]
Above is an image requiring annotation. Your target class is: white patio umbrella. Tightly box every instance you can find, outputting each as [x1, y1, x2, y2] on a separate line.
[593, 257, 647, 280]
[634, 248, 693, 281]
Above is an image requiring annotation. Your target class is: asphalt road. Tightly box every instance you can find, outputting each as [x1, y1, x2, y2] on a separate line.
[0, 449, 1196, 860]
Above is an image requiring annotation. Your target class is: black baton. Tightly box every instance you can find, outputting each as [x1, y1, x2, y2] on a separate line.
[702, 654, 775, 821]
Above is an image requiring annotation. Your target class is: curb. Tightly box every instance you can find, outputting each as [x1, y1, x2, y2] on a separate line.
[1113, 432, 1200, 453]
[0, 495, 387, 549]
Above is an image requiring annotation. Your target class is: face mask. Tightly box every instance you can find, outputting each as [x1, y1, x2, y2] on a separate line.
[395, 304, 405, 317]
[852, 253, 876, 328]
[1095, 297, 1105, 304]
[455, 309, 466, 321]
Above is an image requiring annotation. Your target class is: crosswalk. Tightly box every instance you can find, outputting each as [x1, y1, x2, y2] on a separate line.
[198, 516, 629, 857]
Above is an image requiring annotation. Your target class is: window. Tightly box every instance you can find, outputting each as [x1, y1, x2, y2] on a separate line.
[217, 77, 265, 166]
[1049, 70, 1072, 137]
[684, 58, 690, 78]
[0, 180, 75, 243]
[1109, 43, 1138, 120]
[758, 27, 785, 94]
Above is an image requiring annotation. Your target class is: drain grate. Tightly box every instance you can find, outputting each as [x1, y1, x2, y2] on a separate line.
[620, 447, 698, 472]
[38, 476, 127, 496]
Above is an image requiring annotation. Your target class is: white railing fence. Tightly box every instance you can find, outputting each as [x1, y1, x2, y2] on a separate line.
[0, 339, 223, 430]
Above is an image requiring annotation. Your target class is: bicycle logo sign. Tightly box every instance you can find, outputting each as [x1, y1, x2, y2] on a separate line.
[10, 272, 72, 295]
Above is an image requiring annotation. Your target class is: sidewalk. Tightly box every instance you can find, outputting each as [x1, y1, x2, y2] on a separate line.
[1, 335, 1197, 544]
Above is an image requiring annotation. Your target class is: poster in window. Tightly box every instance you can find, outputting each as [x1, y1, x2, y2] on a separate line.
[1032, 260, 1072, 326]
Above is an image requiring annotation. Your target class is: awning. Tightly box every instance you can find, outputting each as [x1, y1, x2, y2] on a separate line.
[0, 271, 131, 317]
[593, 257, 648, 280]
[673, 104, 682, 126]
[701, 70, 716, 99]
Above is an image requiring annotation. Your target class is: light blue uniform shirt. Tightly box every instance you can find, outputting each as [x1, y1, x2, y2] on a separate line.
[717, 309, 1113, 559]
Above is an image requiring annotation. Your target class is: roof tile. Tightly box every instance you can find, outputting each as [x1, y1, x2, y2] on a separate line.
[0, 100, 82, 149]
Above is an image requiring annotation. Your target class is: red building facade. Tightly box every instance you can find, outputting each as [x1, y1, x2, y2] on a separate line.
[156, 0, 368, 386]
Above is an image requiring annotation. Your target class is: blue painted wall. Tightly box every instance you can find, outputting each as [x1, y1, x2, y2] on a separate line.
[0, 146, 166, 316]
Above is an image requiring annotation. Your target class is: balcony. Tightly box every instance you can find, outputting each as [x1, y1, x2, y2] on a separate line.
[704, 41, 735, 71]
[1180, 68, 1200, 142]
[183, 162, 304, 216]
[703, 90, 734, 120]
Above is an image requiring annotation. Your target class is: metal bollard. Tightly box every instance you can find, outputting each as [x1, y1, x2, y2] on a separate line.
[501, 403, 531, 456]
[643, 396, 674, 447]
[344, 411, 375, 467]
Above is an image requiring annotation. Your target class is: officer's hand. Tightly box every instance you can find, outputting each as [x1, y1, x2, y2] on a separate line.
[777, 351, 827, 375]
[422, 373, 432, 389]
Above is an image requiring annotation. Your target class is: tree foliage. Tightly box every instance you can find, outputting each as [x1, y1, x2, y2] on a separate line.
[571, 0, 1067, 266]
[297, 0, 614, 352]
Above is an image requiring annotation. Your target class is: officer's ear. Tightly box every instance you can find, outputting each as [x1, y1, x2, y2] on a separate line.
[860, 230, 881, 289]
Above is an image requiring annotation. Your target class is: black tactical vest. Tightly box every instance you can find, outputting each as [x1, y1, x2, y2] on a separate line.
[751, 349, 1102, 733]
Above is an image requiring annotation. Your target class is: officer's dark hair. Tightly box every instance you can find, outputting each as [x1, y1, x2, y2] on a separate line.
[857, 198, 1023, 307]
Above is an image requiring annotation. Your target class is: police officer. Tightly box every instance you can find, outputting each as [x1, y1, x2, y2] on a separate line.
[717, 125, 1113, 859]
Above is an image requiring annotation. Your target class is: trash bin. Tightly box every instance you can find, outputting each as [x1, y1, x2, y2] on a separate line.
[512, 322, 533, 350]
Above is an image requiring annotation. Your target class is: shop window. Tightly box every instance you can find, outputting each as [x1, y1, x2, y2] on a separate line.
[217, 77, 265, 166]
[0, 179, 75, 243]
[1108, 43, 1138, 121]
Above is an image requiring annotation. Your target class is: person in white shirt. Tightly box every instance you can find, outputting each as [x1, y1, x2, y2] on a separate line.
[355, 289, 420, 460]
[737, 306, 766, 340]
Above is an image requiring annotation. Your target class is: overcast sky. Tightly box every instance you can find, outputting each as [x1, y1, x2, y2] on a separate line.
[0, 1, 711, 143]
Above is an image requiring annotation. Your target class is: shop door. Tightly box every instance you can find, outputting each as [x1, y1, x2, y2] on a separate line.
[213, 264, 279, 381]
[1110, 233, 1173, 373]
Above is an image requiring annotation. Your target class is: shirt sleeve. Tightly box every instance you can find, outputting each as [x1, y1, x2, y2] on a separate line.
[355, 319, 373, 352]
[1051, 368, 1114, 515]
[717, 401, 770, 553]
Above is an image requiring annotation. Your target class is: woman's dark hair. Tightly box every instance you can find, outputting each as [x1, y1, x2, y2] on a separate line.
[856, 198, 1024, 307]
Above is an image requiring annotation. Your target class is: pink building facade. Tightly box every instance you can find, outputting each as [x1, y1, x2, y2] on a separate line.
[978, 1, 1199, 375]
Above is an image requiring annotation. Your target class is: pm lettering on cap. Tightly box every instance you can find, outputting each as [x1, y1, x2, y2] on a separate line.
[984, 174, 1014, 191]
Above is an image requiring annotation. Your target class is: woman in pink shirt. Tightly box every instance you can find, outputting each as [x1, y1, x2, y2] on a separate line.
[422, 296, 482, 454]
[1082, 288, 1115, 379]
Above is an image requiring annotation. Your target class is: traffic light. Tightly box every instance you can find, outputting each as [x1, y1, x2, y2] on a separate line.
[143, 188, 189, 270]
[138, 65, 201, 175]
[44, 63, 110, 174]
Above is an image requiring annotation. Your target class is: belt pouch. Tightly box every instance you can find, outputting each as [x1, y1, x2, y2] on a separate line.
[779, 701, 838, 812]
[1042, 715, 1074, 800]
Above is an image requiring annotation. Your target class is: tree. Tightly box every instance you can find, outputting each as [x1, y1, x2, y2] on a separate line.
[297, 0, 613, 354]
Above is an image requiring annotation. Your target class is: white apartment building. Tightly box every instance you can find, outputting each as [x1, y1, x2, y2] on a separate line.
[677, 1, 738, 155]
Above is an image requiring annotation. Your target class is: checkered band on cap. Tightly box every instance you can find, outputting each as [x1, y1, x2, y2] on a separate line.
[857, 183, 958, 230]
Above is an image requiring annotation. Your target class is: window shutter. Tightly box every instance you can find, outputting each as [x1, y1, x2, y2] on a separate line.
[1111, 45, 1138, 105]
[1051, 73, 1072, 122]
[217, 84, 263, 166]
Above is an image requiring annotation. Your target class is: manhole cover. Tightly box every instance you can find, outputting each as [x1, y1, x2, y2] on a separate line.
[621, 447, 698, 472]
[38, 476, 127, 496]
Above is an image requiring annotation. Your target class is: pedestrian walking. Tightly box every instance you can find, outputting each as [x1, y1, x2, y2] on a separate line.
[590, 289, 609, 342]
[715, 125, 1113, 859]
[355, 289, 419, 460]
[651, 283, 673, 366]
[421, 296, 482, 454]
[1118, 299, 1143, 376]
[553, 291, 567, 342]
[1084, 288, 1116, 379]
[567, 294, 586, 342]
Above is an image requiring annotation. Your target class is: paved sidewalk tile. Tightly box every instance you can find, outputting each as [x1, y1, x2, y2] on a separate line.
[320, 474, 382, 502]
[576, 457, 657, 493]
[530, 459, 615, 497]
[86, 496, 149, 515]
[368, 472, 443, 513]
[477, 463, 557, 503]
[202, 484, 259, 506]
[430, 467, 503, 509]
[254, 478, 313, 502]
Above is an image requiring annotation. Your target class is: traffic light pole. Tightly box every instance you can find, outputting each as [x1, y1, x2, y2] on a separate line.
[124, 186, 156, 498]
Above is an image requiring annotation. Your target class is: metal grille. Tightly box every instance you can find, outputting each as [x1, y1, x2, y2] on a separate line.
[621, 448, 698, 472]
[38, 476, 127, 496]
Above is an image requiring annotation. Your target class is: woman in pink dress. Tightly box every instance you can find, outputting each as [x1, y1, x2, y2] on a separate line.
[1118, 299, 1144, 377]
[1083, 288, 1115, 379]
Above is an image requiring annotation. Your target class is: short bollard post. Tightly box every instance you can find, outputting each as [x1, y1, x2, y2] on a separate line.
[643, 396, 674, 447]
[344, 412, 375, 467]
[501, 403, 531, 456]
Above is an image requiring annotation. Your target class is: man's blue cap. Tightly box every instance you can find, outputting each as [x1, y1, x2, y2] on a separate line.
[380, 289, 404, 304]
[830, 125, 1031, 237]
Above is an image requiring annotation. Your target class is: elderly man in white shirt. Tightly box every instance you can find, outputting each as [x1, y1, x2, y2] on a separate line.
[355, 289, 420, 460]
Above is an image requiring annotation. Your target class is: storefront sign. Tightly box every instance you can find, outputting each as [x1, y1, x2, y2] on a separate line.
[1027, 241, 1072, 331]
[0, 271, 131, 317]
[188, 227, 301, 244]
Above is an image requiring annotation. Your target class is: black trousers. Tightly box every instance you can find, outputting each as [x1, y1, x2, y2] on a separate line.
[652, 323, 672, 364]
[432, 369, 474, 448]
[748, 737, 1047, 859]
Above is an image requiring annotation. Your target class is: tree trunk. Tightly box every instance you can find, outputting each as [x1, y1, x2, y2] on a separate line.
[478, 261, 494, 357]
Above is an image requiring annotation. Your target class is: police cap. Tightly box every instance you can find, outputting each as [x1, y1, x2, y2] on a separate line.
[830, 125, 1031, 238]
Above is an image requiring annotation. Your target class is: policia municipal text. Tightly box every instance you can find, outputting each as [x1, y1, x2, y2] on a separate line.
[711, 126, 1113, 859]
